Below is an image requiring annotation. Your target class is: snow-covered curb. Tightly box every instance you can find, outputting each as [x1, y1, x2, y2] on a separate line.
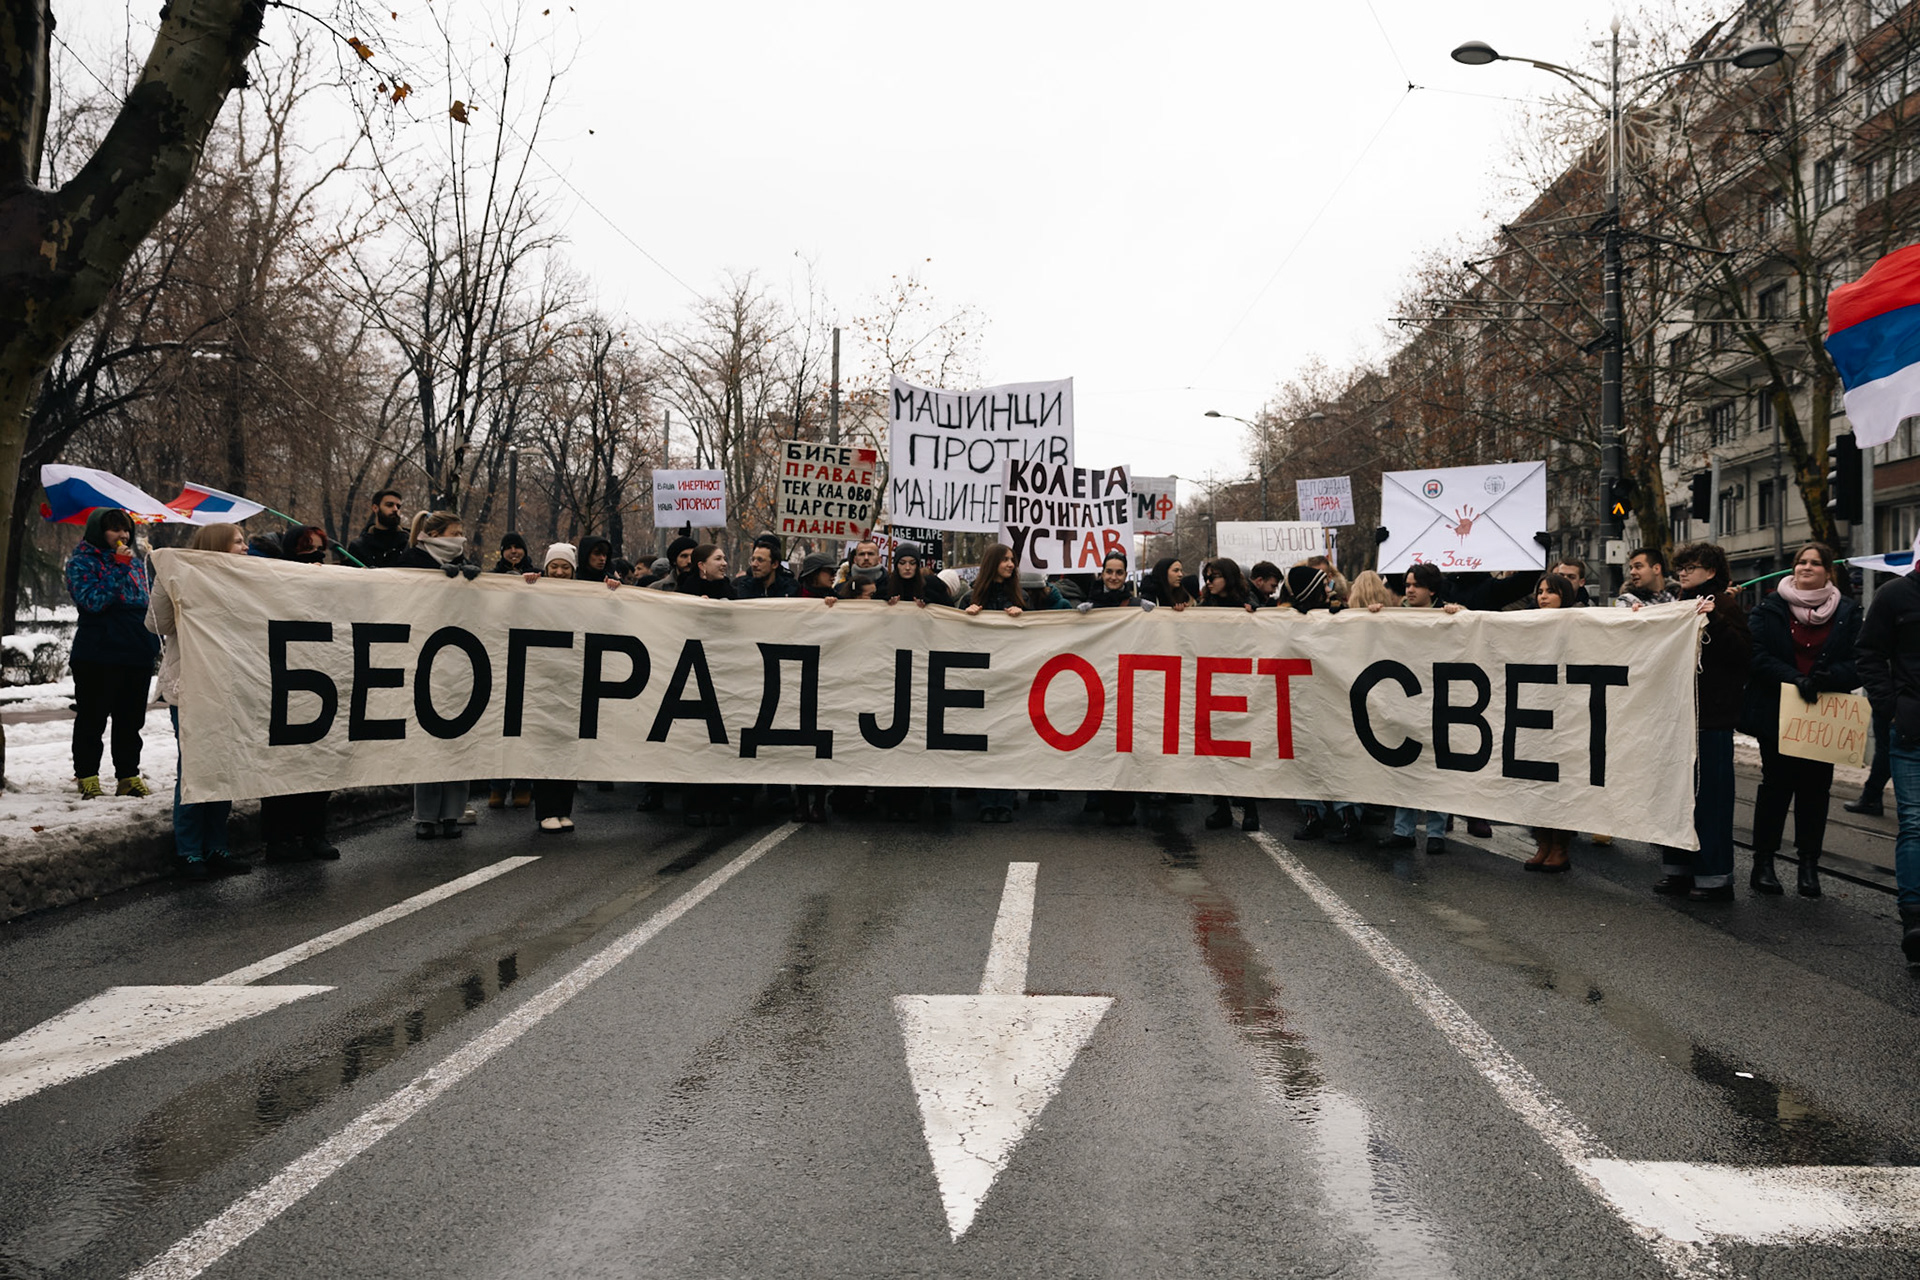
[1732, 732, 1872, 789]
[1, 707, 411, 921]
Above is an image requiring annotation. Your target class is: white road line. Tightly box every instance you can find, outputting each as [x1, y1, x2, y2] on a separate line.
[978, 862, 1037, 995]
[204, 857, 542, 986]
[1246, 831, 1722, 1279]
[127, 825, 798, 1280]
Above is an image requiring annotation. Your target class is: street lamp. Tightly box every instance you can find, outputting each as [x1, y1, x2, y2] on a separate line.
[1451, 22, 1785, 565]
[1205, 408, 1326, 520]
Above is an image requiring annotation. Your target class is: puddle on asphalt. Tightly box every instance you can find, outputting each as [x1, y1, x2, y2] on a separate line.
[1413, 900, 1914, 1168]
[1155, 824, 1453, 1278]
[0, 836, 739, 1278]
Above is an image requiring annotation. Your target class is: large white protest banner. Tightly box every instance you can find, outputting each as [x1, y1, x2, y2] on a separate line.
[887, 375, 1074, 532]
[652, 469, 727, 528]
[1380, 462, 1547, 573]
[1130, 475, 1177, 536]
[158, 551, 1703, 845]
[777, 442, 879, 539]
[1296, 475, 1354, 527]
[1216, 521, 1328, 570]
[1001, 461, 1134, 573]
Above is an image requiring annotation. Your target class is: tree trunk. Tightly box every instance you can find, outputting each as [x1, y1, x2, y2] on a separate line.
[0, 0, 269, 784]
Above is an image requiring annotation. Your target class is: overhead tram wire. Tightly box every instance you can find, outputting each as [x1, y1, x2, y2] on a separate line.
[1196, 87, 1413, 377]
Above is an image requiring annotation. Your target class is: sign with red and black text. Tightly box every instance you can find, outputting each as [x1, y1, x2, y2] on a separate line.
[1130, 476, 1178, 536]
[158, 551, 1704, 847]
[777, 441, 880, 539]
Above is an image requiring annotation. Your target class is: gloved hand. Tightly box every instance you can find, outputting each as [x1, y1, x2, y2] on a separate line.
[1138, 598, 1157, 612]
[1075, 601, 1093, 614]
[1796, 676, 1820, 705]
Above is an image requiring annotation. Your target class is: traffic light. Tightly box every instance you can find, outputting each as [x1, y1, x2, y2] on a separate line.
[1827, 433, 1863, 523]
[1605, 475, 1635, 524]
[1688, 472, 1712, 521]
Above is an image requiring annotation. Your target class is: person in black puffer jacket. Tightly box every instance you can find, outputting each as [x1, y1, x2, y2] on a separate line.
[1654, 542, 1751, 903]
[1739, 543, 1860, 898]
[1855, 541, 1920, 962]
[64, 507, 161, 798]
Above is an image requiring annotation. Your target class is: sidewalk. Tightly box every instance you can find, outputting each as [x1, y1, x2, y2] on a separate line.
[1, 693, 408, 922]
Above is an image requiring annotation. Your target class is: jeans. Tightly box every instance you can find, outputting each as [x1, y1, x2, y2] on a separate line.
[169, 706, 231, 861]
[1393, 808, 1446, 840]
[1887, 726, 1920, 907]
[72, 660, 151, 779]
[1661, 729, 1735, 888]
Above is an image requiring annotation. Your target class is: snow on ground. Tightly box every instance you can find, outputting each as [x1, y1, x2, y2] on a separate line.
[1, 705, 186, 853]
[1733, 731, 1871, 788]
[0, 680, 78, 713]
[16, 605, 77, 624]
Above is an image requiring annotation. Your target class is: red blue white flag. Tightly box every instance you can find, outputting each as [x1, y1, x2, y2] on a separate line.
[38, 464, 176, 525]
[1826, 243, 1920, 448]
[166, 480, 265, 525]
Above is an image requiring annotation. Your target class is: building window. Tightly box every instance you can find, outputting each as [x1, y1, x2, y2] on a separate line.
[1709, 400, 1736, 444]
[1816, 151, 1849, 210]
[1758, 478, 1776, 528]
[1671, 505, 1692, 546]
[1758, 282, 1788, 320]
[1720, 487, 1741, 532]
[1759, 193, 1787, 236]
[1817, 47, 1849, 108]
[1759, 385, 1777, 431]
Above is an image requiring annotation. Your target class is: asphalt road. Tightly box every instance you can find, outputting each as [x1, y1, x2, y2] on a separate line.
[1, 790, 1915, 1279]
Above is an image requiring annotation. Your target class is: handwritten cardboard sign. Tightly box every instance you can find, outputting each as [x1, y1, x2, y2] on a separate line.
[778, 441, 879, 539]
[1295, 475, 1354, 527]
[1777, 685, 1870, 767]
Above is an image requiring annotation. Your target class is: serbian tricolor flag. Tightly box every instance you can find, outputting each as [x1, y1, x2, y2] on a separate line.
[1826, 244, 1920, 448]
[38, 464, 176, 525]
[165, 480, 265, 525]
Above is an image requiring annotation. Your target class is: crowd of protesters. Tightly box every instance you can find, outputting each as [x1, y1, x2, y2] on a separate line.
[49, 485, 1920, 965]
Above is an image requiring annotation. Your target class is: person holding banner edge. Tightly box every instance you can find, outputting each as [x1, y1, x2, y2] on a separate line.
[1740, 543, 1860, 898]
[1201, 558, 1263, 832]
[1654, 543, 1750, 902]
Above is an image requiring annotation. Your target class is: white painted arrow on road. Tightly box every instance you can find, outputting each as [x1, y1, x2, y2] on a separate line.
[0, 856, 538, 1108]
[894, 862, 1112, 1241]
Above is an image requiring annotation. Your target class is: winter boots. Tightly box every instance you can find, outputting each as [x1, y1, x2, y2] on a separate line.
[1901, 905, 1920, 964]
[1750, 852, 1784, 895]
[1796, 851, 1822, 899]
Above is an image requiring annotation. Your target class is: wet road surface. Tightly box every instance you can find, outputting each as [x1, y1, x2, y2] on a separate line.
[1, 791, 1916, 1278]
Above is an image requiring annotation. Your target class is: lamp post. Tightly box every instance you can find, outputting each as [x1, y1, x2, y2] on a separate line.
[1205, 408, 1326, 520]
[1451, 23, 1784, 566]
[506, 445, 519, 536]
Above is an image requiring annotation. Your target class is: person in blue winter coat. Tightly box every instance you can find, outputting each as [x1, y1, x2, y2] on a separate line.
[65, 507, 161, 799]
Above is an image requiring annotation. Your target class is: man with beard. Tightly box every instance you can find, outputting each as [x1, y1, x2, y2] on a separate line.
[347, 489, 409, 568]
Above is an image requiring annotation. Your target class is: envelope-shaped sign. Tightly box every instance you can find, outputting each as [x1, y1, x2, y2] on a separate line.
[1379, 462, 1547, 574]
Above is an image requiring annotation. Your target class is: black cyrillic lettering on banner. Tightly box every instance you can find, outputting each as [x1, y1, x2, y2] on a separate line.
[506, 629, 574, 736]
[1349, 660, 1421, 767]
[350, 622, 411, 742]
[741, 644, 832, 758]
[1433, 662, 1493, 772]
[927, 650, 989, 752]
[1502, 664, 1558, 782]
[268, 620, 338, 746]
[647, 639, 727, 744]
[860, 649, 914, 749]
[1566, 664, 1629, 786]
[414, 627, 492, 740]
[580, 633, 650, 739]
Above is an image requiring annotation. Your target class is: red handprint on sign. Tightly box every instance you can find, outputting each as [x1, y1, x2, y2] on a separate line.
[1444, 505, 1477, 542]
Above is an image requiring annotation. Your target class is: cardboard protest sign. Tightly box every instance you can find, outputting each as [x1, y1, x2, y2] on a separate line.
[887, 375, 1074, 532]
[1380, 462, 1547, 573]
[777, 442, 879, 539]
[1296, 476, 1354, 527]
[849, 525, 945, 570]
[1215, 522, 1328, 570]
[652, 469, 727, 528]
[1777, 687, 1871, 767]
[1131, 476, 1178, 536]
[158, 552, 1704, 846]
[1001, 461, 1134, 573]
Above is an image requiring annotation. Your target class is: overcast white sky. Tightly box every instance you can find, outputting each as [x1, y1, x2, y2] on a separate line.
[67, 1, 1643, 504]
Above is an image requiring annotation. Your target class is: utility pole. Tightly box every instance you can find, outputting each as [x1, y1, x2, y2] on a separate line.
[1598, 20, 1626, 594]
[506, 445, 518, 535]
[829, 326, 841, 446]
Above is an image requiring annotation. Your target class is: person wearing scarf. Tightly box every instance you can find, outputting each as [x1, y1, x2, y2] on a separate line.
[1739, 542, 1860, 898]
[1655, 542, 1752, 902]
